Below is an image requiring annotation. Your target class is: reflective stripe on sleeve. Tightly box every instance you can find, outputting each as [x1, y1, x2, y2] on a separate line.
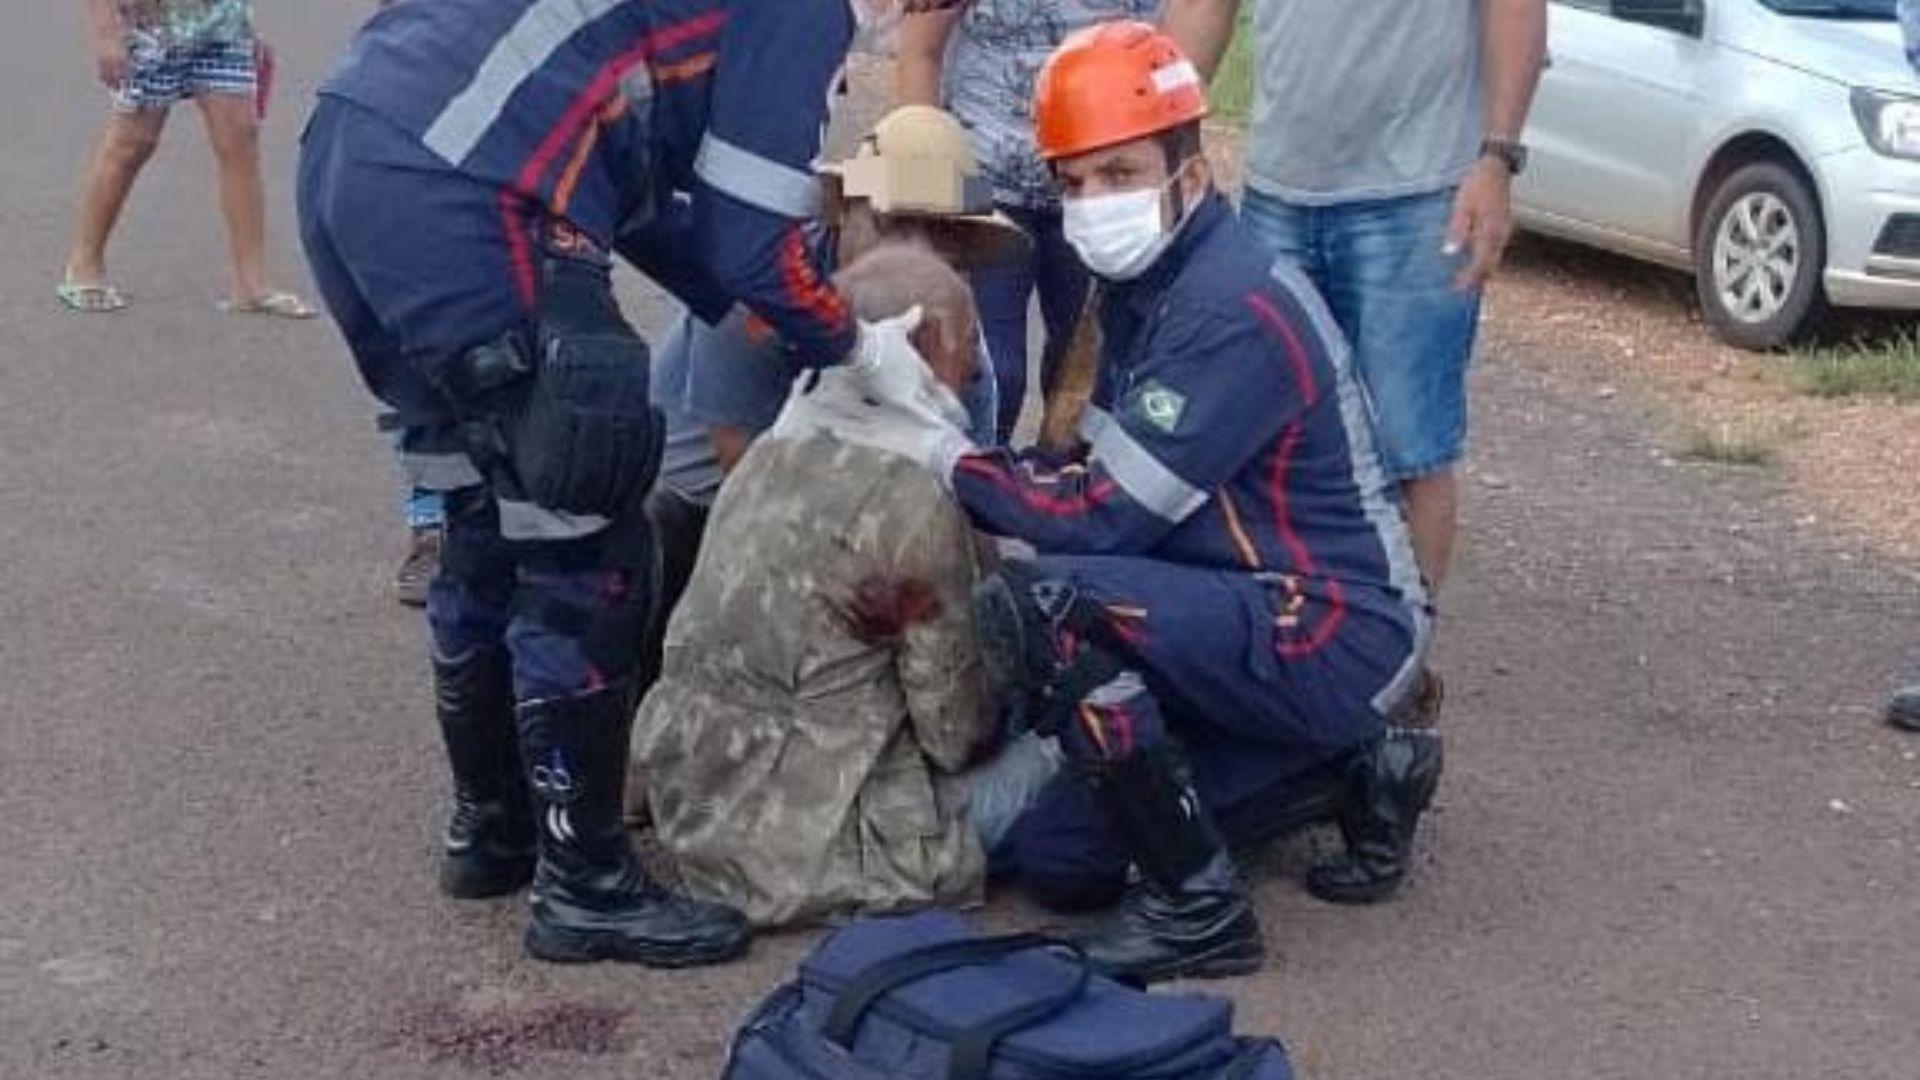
[1078, 404, 1115, 446]
[1086, 416, 1208, 525]
[694, 133, 822, 219]
[495, 498, 611, 541]
[400, 451, 486, 492]
[423, 0, 627, 165]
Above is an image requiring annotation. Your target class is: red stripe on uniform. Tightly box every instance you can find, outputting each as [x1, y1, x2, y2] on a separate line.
[498, 190, 537, 307]
[1265, 425, 1313, 571]
[778, 227, 850, 333]
[514, 11, 728, 198]
[1107, 700, 1136, 757]
[1266, 424, 1348, 657]
[1245, 292, 1319, 403]
[1106, 609, 1147, 649]
[957, 455, 1117, 517]
[1075, 704, 1112, 757]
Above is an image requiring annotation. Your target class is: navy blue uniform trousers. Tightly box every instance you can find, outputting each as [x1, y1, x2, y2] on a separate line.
[298, 98, 650, 706]
[997, 553, 1391, 898]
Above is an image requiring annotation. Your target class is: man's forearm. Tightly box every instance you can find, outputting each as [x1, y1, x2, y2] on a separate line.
[1159, 0, 1242, 82]
[1481, 0, 1548, 140]
[897, 53, 941, 107]
[897, 12, 960, 106]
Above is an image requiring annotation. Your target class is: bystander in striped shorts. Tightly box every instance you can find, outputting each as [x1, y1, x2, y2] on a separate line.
[112, 30, 256, 113]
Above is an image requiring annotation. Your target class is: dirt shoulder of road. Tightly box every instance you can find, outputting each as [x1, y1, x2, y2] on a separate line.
[1484, 237, 1920, 563]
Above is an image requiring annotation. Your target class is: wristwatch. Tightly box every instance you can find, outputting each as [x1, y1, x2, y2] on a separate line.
[1481, 137, 1529, 176]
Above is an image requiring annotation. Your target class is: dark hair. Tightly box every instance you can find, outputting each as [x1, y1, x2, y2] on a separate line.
[1156, 121, 1203, 173]
[1043, 120, 1204, 181]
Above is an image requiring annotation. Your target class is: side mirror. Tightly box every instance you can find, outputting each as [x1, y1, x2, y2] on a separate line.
[1612, 0, 1706, 37]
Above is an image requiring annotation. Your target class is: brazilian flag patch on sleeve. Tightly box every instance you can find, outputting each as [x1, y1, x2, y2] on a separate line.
[1128, 379, 1189, 435]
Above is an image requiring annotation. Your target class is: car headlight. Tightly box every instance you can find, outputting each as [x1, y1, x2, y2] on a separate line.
[1852, 88, 1920, 160]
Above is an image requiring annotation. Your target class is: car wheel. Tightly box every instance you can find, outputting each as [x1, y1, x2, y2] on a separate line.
[1693, 161, 1828, 350]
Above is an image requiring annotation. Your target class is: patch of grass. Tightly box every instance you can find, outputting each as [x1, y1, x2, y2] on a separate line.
[1207, 16, 1256, 127]
[1790, 333, 1920, 403]
[1680, 424, 1781, 468]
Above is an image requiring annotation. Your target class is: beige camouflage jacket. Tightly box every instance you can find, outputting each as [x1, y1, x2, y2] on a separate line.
[633, 433, 991, 928]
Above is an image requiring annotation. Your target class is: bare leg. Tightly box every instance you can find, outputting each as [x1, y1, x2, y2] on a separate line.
[64, 108, 169, 285]
[1401, 469, 1459, 594]
[195, 92, 270, 301]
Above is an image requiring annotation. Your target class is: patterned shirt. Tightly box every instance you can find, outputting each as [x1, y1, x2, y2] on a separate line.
[634, 433, 991, 927]
[940, 0, 1160, 209]
[120, 0, 253, 49]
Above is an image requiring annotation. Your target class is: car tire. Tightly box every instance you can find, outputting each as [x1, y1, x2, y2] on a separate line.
[1693, 161, 1829, 351]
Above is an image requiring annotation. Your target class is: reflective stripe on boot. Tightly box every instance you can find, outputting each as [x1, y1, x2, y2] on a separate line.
[517, 686, 750, 967]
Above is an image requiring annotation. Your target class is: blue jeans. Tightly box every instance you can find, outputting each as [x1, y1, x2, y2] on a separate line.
[971, 203, 1092, 444]
[1239, 187, 1481, 481]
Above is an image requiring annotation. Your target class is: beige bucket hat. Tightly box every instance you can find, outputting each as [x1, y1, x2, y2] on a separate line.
[822, 105, 1031, 267]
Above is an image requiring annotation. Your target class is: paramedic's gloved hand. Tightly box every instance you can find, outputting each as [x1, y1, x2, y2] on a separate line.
[782, 369, 974, 481]
[849, 306, 934, 408]
[854, 394, 974, 481]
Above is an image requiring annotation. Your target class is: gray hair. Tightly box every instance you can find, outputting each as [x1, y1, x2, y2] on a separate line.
[833, 242, 977, 357]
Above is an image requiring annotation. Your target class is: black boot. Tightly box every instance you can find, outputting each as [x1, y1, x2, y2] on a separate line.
[1307, 727, 1443, 905]
[636, 487, 708, 697]
[518, 687, 750, 967]
[1076, 746, 1264, 984]
[434, 648, 537, 899]
[1888, 683, 1920, 732]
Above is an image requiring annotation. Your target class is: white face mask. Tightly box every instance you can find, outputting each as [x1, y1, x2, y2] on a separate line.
[1061, 172, 1189, 281]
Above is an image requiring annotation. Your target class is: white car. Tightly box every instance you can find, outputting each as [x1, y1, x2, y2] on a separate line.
[1516, 0, 1920, 348]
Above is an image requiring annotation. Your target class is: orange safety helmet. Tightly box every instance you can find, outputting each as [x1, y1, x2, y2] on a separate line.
[1033, 21, 1209, 162]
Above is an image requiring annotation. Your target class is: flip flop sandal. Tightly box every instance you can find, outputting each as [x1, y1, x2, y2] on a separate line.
[220, 291, 317, 320]
[55, 278, 128, 313]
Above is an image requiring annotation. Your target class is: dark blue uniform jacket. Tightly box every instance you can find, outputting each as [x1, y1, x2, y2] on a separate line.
[320, 0, 857, 366]
[953, 194, 1431, 675]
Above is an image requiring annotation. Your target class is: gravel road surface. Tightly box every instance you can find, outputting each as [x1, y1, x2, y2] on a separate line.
[3, 7, 1916, 1078]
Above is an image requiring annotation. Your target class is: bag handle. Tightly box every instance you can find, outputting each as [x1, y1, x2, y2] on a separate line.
[945, 957, 1090, 1080]
[1220, 1039, 1290, 1080]
[823, 932, 1092, 1079]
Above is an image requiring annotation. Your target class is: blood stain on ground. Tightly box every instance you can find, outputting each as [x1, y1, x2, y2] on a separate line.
[392, 1002, 630, 1073]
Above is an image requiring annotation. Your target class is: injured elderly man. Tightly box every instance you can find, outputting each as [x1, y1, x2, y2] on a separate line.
[633, 244, 1054, 928]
